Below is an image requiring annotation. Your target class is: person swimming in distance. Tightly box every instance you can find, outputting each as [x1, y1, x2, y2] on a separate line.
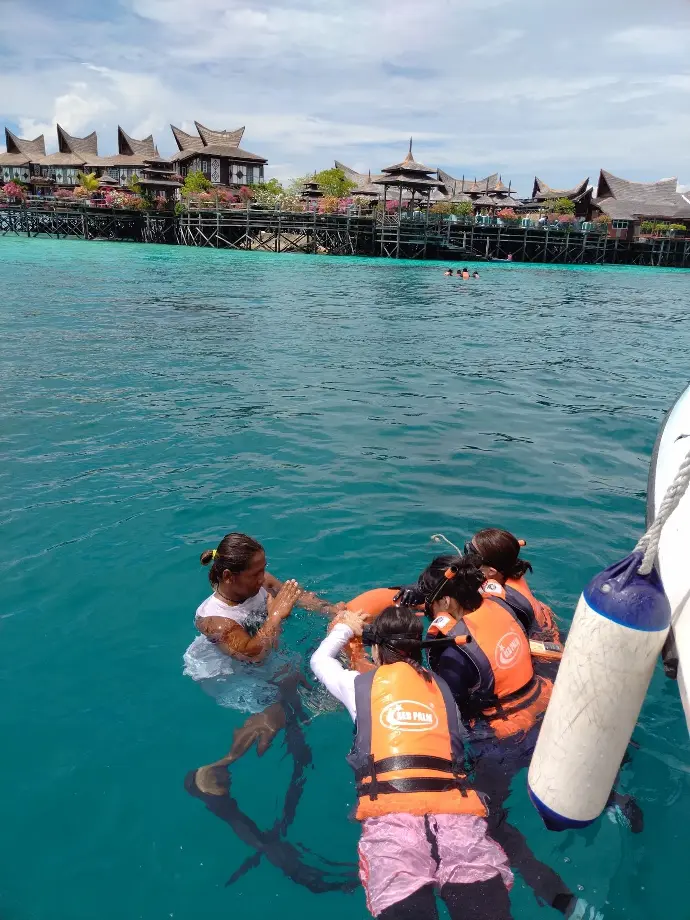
[472, 270, 480, 279]
[310, 605, 514, 920]
[185, 532, 343, 793]
[444, 268, 454, 276]
[461, 267, 470, 279]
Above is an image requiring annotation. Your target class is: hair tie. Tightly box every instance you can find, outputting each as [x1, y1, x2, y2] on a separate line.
[518, 539, 526, 548]
[211, 549, 217, 559]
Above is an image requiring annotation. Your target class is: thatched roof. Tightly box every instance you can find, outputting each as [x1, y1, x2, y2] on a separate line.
[0, 151, 32, 166]
[593, 169, 687, 221]
[172, 144, 266, 163]
[437, 168, 502, 195]
[594, 195, 690, 221]
[532, 176, 590, 201]
[38, 151, 89, 166]
[118, 127, 157, 158]
[596, 170, 678, 205]
[5, 128, 46, 158]
[474, 194, 499, 206]
[195, 121, 245, 147]
[171, 125, 204, 152]
[57, 125, 98, 156]
[381, 140, 434, 175]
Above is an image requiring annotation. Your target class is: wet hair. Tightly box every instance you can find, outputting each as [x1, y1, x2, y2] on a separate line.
[200, 532, 264, 586]
[418, 554, 485, 614]
[471, 528, 532, 580]
[372, 606, 432, 682]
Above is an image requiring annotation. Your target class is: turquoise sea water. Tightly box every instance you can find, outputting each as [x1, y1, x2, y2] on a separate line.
[1, 237, 689, 920]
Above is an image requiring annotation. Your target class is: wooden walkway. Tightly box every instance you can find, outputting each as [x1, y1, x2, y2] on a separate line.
[1, 205, 689, 267]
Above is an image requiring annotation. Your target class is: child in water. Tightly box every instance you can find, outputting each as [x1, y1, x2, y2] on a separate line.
[461, 267, 470, 279]
[311, 605, 514, 919]
[444, 268, 454, 276]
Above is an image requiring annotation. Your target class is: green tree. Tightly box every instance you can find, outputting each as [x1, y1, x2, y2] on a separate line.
[550, 197, 575, 215]
[127, 172, 143, 195]
[257, 177, 284, 195]
[77, 171, 100, 193]
[181, 169, 213, 196]
[312, 167, 356, 199]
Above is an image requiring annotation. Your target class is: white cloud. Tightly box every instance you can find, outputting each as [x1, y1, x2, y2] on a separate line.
[610, 26, 690, 55]
[1, 0, 689, 192]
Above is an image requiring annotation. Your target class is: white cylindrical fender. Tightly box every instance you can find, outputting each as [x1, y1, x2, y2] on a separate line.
[528, 553, 670, 830]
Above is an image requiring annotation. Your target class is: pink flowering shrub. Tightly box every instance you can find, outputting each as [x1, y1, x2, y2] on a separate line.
[3, 180, 27, 201]
[238, 185, 254, 203]
[497, 207, 517, 220]
[556, 213, 576, 224]
[103, 190, 138, 209]
[385, 199, 400, 212]
[54, 188, 75, 200]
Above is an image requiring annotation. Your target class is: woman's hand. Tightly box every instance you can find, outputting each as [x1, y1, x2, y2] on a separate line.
[332, 609, 367, 637]
[267, 579, 302, 621]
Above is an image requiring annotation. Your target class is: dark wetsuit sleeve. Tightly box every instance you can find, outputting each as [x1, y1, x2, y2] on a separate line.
[431, 648, 477, 706]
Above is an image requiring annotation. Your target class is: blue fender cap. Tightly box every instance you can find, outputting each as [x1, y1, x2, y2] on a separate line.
[584, 552, 671, 632]
[528, 786, 595, 831]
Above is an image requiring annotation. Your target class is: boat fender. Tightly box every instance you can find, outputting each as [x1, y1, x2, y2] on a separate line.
[527, 552, 670, 830]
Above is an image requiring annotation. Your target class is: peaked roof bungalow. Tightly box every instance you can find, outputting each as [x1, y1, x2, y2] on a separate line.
[592, 170, 690, 222]
[170, 121, 266, 186]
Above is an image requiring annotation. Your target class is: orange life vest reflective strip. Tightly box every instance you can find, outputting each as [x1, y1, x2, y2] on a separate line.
[347, 662, 486, 820]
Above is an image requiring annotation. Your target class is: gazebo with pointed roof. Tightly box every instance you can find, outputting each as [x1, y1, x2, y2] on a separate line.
[372, 140, 443, 257]
[373, 140, 442, 200]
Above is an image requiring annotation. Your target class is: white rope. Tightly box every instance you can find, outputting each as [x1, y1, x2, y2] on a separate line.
[636, 448, 690, 575]
[430, 533, 463, 555]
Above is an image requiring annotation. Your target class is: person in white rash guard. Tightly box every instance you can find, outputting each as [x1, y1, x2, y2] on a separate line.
[310, 605, 514, 920]
[185, 531, 343, 795]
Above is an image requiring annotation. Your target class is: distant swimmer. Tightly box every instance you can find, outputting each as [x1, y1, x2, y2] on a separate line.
[311, 606, 515, 919]
[473, 270, 480, 279]
[184, 532, 342, 794]
[444, 268, 454, 276]
[461, 267, 470, 279]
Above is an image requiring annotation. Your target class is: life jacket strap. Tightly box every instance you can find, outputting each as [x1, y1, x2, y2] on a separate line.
[481, 675, 541, 719]
[355, 754, 455, 780]
[357, 776, 469, 797]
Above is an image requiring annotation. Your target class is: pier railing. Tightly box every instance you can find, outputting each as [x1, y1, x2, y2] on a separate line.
[1, 204, 689, 267]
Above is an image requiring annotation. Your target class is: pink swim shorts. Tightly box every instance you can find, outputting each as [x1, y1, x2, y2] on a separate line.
[357, 813, 513, 917]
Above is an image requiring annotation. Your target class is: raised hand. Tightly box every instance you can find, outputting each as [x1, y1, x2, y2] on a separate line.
[267, 579, 302, 620]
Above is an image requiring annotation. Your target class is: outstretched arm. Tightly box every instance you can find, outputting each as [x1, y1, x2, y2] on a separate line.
[310, 617, 364, 719]
[265, 571, 344, 616]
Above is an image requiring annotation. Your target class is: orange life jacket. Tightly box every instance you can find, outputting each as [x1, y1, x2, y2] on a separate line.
[337, 588, 400, 673]
[347, 662, 486, 820]
[481, 579, 563, 661]
[507, 576, 562, 646]
[427, 597, 552, 739]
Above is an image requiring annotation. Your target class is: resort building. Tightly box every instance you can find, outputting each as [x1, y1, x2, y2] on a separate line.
[170, 122, 266, 186]
[591, 170, 690, 238]
[0, 121, 268, 194]
[520, 177, 592, 217]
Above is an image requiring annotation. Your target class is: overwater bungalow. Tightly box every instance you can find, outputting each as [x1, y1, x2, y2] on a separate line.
[518, 177, 592, 217]
[170, 122, 266, 186]
[0, 120, 268, 195]
[591, 170, 690, 238]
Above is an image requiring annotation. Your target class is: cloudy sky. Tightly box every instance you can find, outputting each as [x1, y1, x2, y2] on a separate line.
[1, 0, 689, 194]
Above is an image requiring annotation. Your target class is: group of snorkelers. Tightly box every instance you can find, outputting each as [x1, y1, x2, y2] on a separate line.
[445, 267, 479, 278]
[185, 529, 638, 919]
